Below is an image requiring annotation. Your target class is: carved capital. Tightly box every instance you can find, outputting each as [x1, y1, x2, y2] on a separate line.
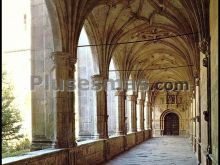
[147, 102, 152, 106]
[195, 77, 200, 86]
[91, 74, 107, 82]
[91, 74, 107, 91]
[203, 56, 208, 67]
[115, 88, 125, 96]
[51, 51, 76, 71]
[137, 99, 145, 105]
[127, 94, 138, 101]
[199, 39, 209, 55]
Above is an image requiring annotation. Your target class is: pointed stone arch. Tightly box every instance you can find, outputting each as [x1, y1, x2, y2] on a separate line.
[160, 109, 182, 135]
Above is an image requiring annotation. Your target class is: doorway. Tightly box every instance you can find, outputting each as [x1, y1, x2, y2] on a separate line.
[164, 113, 179, 135]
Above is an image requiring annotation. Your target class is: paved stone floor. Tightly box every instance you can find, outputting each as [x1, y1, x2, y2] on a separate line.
[104, 136, 197, 165]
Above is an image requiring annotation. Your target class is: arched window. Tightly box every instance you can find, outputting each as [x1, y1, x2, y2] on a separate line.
[137, 91, 142, 131]
[107, 60, 118, 136]
[125, 75, 133, 133]
[75, 27, 96, 141]
[144, 93, 149, 130]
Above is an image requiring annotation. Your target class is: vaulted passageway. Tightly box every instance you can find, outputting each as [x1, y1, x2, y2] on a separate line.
[104, 136, 197, 165]
[2, 0, 218, 165]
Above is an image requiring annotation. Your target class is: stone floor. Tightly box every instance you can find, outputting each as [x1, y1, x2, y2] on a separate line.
[104, 136, 197, 165]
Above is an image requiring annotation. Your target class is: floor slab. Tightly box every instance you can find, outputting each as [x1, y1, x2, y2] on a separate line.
[104, 136, 197, 165]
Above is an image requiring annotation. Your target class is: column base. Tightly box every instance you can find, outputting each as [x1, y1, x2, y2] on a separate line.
[116, 131, 126, 136]
[131, 129, 137, 133]
[122, 135, 128, 151]
[77, 135, 95, 142]
[54, 141, 77, 148]
[93, 133, 108, 139]
[31, 140, 55, 151]
[99, 135, 109, 139]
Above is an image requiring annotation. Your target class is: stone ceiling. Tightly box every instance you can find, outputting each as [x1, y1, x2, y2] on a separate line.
[46, 0, 209, 99]
[83, 0, 209, 83]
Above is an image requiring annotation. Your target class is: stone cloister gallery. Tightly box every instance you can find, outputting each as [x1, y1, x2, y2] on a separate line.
[3, 0, 218, 165]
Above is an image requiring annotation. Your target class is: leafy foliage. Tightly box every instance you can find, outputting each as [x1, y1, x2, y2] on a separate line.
[2, 71, 24, 152]
[2, 138, 31, 158]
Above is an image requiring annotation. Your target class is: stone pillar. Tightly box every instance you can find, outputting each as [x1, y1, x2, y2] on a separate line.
[195, 77, 201, 162]
[144, 100, 148, 130]
[31, 1, 55, 150]
[127, 94, 137, 133]
[192, 95, 196, 152]
[137, 99, 145, 131]
[190, 100, 193, 142]
[91, 75, 108, 139]
[51, 51, 76, 148]
[115, 89, 126, 135]
[148, 102, 152, 130]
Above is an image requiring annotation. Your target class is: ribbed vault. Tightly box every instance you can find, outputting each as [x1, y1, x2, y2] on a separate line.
[79, 0, 209, 100]
[45, 0, 210, 99]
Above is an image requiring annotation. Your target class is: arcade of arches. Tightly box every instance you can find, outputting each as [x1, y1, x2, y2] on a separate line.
[3, 0, 218, 165]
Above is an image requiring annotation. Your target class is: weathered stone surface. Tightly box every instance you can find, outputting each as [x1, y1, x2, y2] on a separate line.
[3, 133, 151, 165]
[27, 0, 217, 164]
[104, 136, 197, 165]
[126, 133, 136, 149]
[210, 0, 218, 164]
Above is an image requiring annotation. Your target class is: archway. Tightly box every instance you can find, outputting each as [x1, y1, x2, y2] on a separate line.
[164, 113, 179, 135]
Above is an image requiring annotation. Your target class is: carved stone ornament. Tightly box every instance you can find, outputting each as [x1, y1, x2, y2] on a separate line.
[203, 56, 208, 67]
[199, 39, 209, 55]
[195, 77, 200, 86]
[50, 51, 76, 71]
[115, 88, 125, 96]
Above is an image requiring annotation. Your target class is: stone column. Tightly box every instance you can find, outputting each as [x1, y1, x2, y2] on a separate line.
[51, 51, 76, 148]
[91, 75, 108, 139]
[137, 99, 145, 131]
[115, 89, 126, 135]
[127, 94, 137, 133]
[190, 100, 193, 142]
[195, 78, 201, 162]
[192, 95, 196, 152]
[148, 102, 152, 130]
[144, 100, 148, 130]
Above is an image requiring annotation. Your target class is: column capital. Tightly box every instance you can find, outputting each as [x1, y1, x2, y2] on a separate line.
[137, 99, 145, 105]
[50, 51, 76, 71]
[127, 94, 138, 101]
[147, 102, 152, 106]
[194, 77, 200, 86]
[199, 39, 210, 55]
[91, 74, 107, 81]
[115, 88, 126, 96]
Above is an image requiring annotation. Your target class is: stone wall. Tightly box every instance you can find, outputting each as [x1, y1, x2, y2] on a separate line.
[197, 1, 219, 164]
[106, 136, 124, 160]
[3, 132, 151, 165]
[210, 0, 218, 164]
[126, 133, 136, 149]
[3, 149, 69, 165]
[152, 93, 190, 137]
[144, 130, 151, 140]
[74, 140, 105, 164]
[136, 131, 144, 144]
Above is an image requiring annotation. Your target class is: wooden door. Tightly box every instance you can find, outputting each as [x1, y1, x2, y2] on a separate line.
[164, 113, 179, 135]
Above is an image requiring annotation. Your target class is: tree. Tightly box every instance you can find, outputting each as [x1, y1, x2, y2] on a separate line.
[2, 71, 23, 149]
